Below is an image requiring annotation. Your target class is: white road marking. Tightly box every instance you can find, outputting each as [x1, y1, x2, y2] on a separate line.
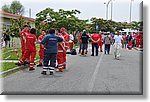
[87, 53, 104, 93]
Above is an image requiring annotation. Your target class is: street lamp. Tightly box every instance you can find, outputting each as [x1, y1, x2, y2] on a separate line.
[129, 0, 134, 23]
[104, 0, 114, 20]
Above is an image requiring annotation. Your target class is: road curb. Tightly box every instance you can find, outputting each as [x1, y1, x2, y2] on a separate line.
[0, 60, 39, 77]
[0, 66, 27, 76]
[134, 47, 143, 51]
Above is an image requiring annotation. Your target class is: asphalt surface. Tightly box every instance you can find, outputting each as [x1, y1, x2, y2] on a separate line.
[1, 45, 143, 95]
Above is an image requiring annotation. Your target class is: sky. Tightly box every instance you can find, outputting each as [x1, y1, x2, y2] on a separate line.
[1, 0, 143, 22]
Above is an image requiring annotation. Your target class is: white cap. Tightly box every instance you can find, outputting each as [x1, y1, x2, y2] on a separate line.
[83, 30, 86, 32]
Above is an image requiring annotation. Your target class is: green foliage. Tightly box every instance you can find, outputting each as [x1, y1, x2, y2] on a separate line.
[1, 62, 17, 72]
[2, 4, 11, 13]
[8, 16, 31, 37]
[35, 8, 87, 35]
[90, 17, 142, 33]
[2, 0, 24, 15]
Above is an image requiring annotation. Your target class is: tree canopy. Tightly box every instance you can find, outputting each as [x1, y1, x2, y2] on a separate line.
[2, 0, 24, 15]
[35, 8, 142, 34]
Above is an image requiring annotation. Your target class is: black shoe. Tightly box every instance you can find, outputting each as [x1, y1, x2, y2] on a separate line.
[85, 51, 88, 54]
[15, 62, 22, 66]
[50, 71, 53, 75]
[37, 64, 43, 67]
[91, 54, 94, 56]
[29, 67, 35, 71]
[96, 55, 98, 56]
[41, 71, 47, 75]
[24, 61, 30, 65]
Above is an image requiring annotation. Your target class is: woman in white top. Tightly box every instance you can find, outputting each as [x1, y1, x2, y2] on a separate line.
[69, 32, 74, 51]
[113, 32, 123, 59]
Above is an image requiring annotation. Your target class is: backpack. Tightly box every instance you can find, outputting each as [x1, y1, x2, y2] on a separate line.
[70, 49, 77, 55]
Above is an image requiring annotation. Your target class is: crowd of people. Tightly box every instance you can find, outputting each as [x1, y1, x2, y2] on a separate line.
[16, 25, 143, 75]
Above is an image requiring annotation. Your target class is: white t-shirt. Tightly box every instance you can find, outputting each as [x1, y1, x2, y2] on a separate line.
[114, 35, 123, 44]
[69, 34, 74, 42]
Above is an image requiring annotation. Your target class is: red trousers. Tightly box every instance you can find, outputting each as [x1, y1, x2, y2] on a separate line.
[21, 46, 30, 62]
[22, 50, 36, 67]
[39, 49, 44, 65]
[69, 42, 74, 51]
[128, 41, 132, 49]
[63, 51, 66, 66]
[21, 46, 25, 59]
[57, 52, 65, 68]
[139, 39, 143, 47]
[98, 41, 103, 49]
[136, 39, 139, 47]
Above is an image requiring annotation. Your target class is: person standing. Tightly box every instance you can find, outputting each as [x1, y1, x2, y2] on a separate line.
[19, 28, 37, 71]
[3, 30, 10, 48]
[37, 30, 46, 67]
[136, 32, 140, 47]
[80, 30, 90, 56]
[113, 31, 123, 59]
[122, 33, 127, 49]
[60, 27, 69, 69]
[69, 32, 74, 51]
[17, 25, 30, 66]
[98, 32, 103, 52]
[77, 32, 82, 54]
[90, 32, 100, 56]
[41, 28, 63, 75]
[127, 32, 133, 50]
[56, 29, 66, 72]
[104, 33, 112, 54]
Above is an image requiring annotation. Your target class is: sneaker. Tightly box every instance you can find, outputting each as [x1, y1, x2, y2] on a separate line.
[41, 71, 47, 75]
[55, 68, 60, 72]
[37, 64, 43, 67]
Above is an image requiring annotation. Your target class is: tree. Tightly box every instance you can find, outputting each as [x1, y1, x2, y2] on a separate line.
[2, 0, 24, 15]
[131, 21, 141, 31]
[35, 8, 85, 35]
[2, 4, 11, 13]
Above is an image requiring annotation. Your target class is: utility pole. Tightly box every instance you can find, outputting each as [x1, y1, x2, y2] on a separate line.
[104, 0, 113, 20]
[29, 8, 31, 18]
[110, 1, 113, 20]
[129, 0, 134, 23]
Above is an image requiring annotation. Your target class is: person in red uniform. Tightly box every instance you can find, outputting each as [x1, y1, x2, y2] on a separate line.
[90, 32, 101, 56]
[60, 27, 69, 69]
[17, 25, 30, 66]
[139, 32, 143, 48]
[136, 32, 140, 47]
[56, 29, 66, 72]
[22, 28, 37, 71]
[37, 30, 46, 67]
[128, 33, 133, 50]
[98, 32, 103, 52]
[77, 32, 82, 54]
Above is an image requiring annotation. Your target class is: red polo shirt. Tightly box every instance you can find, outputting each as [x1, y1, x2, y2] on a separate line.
[25, 33, 37, 51]
[91, 33, 100, 44]
[38, 35, 45, 49]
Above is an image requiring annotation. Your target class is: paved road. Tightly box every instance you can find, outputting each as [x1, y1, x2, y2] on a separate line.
[1, 46, 142, 95]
